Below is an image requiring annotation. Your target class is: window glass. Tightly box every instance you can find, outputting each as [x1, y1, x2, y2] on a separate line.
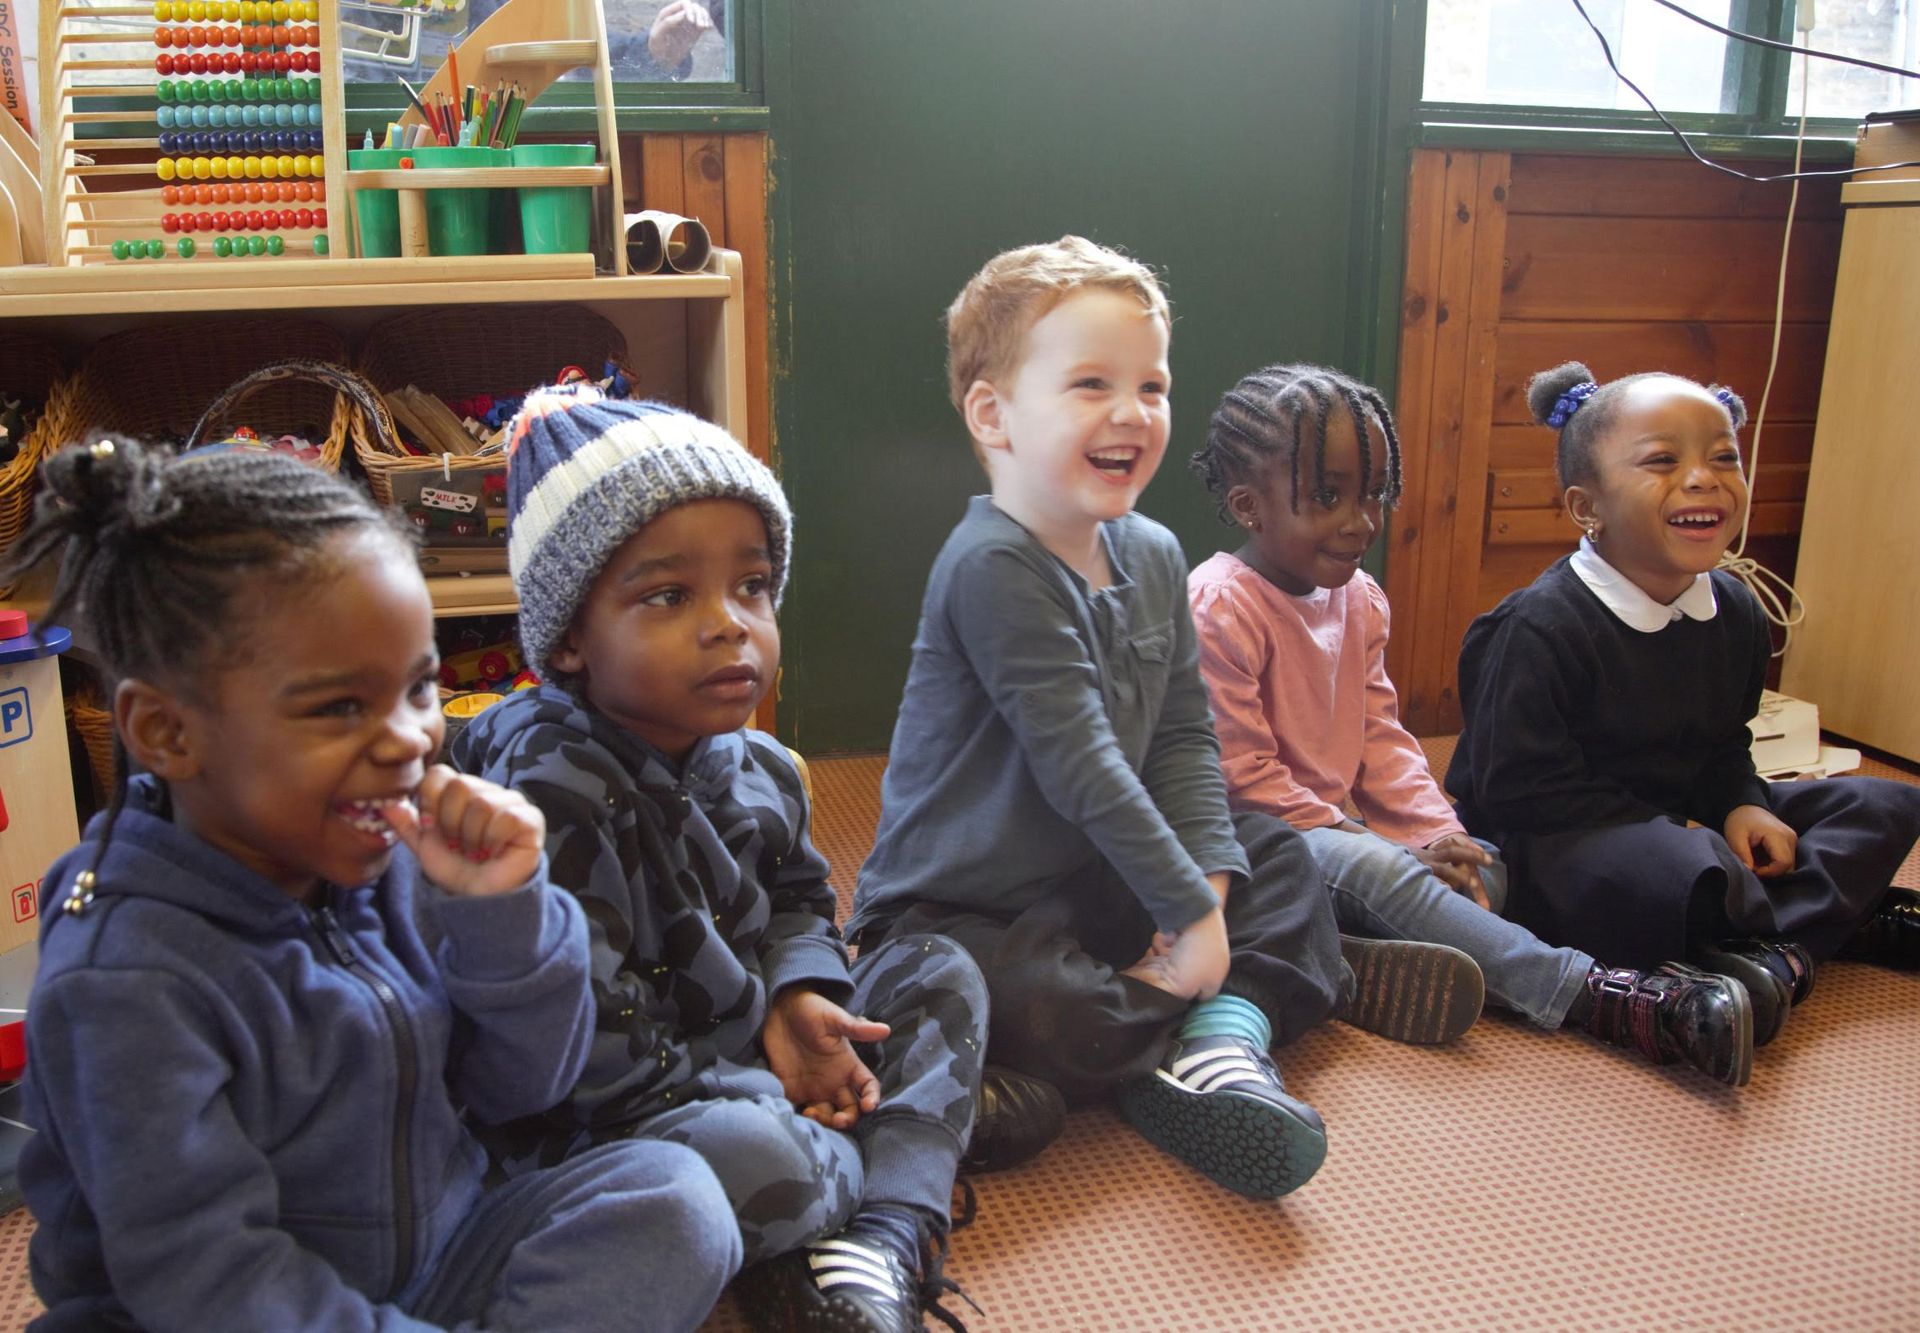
[1785, 0, 1918, 119]
[1425, 0, 1733, 113]
[341, 0, 730, 85]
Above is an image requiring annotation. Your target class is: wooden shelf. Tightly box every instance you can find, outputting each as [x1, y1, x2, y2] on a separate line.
[1, 560, 512, 621]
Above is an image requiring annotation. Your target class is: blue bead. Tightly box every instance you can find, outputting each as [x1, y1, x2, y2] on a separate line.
[157, 131, 176, 153]
[272, 129, 294, 150]
[241, 130, 262, 152]
[291, 103, 309, 127]
[157, 106, 175, 128]
[298, 129, 320, 151]
[241, 104, 259, 126]
[189, 104, 209, 127]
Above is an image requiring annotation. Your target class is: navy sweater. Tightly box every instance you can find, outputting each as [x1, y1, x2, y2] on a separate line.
[21, 777, 592, 1332]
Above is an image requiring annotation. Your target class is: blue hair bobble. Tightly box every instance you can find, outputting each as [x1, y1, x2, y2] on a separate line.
[1546, 381, 1598, 429]
[1713, 386, 1738, 412]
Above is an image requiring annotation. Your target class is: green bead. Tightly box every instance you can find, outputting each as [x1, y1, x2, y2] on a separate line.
[176, 237, 196, 258]
[111, 239, 131, 260]
[276, 78, 294, 100]
[144, 238, 165, 259]
[240, 78, 259, 101]
[228, 79, 245, 102]
[265, 234, 285, 256]
[311, 233, 328, 256]
[246, 235, 265, 255]
[156, 80, 176, 103]
[213, 236, 232, 258]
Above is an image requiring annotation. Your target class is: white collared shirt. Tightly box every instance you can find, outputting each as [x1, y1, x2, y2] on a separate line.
[1569, 537, 1718, 633]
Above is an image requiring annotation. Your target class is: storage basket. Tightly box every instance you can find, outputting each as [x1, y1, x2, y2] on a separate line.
[61, 319, 355, 470]
[0, 329, 78, 589]
[349, 303, 630, 511]
[66, 687, 118, 809]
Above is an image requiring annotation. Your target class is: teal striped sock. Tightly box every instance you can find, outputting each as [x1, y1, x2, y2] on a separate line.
[1179, 993, 1271, 1047]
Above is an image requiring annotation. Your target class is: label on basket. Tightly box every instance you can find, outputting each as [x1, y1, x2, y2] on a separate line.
[391, 471, 503, 547]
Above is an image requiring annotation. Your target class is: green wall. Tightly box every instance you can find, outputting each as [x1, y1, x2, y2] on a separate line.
[768, 1, 1413, 752]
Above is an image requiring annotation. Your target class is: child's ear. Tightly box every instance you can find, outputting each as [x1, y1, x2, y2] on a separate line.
[1563, 485, 1601, 539]
[962, 379, 1012, 454]
[549, 632, 585, 678]
[1226, 483, 1264, 534]
[115, 677, 201, 782]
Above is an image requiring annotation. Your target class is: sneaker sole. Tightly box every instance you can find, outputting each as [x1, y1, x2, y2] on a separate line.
[1117, 1070, 1327, 1200]
[1336, 936, 1486, 1045]
[732, 1261, 905, 1333]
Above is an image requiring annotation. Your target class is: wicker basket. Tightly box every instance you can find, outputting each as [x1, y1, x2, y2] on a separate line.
[349, 304, 630, 509]
[59, 318, 355, 470]
[66, 689, 119, 809]
[0, 329, 78, 588]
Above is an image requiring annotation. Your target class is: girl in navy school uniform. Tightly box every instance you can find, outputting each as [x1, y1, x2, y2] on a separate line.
[9, 437, 739, 1332]
[1448, 362, 1920, 1060]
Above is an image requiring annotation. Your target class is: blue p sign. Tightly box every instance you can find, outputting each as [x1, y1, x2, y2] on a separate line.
[0, 687, 31, 750]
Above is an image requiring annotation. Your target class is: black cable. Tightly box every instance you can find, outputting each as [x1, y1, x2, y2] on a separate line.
[1568, 0, 1920, 183]
[1649, 0, 1920, 81]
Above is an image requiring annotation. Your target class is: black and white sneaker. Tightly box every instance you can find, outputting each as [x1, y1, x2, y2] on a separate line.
[1116, 1034, 1327, 1200]
[735, 1203, 980, 1332]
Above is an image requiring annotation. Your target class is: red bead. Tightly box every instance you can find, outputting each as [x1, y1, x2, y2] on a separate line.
[268, 209, 287, 228]
[302, 51, 320, 71]
[272, 52, 292, 72]
[161, 214, 180, 233]
[212, 212, 232, 232]
[222, 52, 242, 72]
[245, 209, 265, 229]
[294, 207, 314, 228]
[195, 212, 216, 231]
[312, 207, 326, 228]
[156, 53, 174, 73]
[189, 53, 210, 73]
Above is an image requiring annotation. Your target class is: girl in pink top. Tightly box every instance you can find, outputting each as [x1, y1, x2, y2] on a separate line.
[1184, 363, 1753, 1087]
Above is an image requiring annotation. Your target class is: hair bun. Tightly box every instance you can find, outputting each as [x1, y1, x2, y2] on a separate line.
[1709, 384, 1749, 431]
[1525, 362, 1597, 428]
[36, 434, 181, 547]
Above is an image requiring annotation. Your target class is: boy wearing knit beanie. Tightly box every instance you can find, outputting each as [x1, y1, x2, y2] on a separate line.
[451, 388, 1001, 1333]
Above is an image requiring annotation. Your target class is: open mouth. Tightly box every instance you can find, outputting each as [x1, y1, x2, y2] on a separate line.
[334, 797, 409, 839]
[1667, 508, 1727, 536]
[1088, 447, 1141, 478]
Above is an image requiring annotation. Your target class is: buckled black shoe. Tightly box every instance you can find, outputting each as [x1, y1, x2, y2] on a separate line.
[734, 1203, 981, 1332]
[961, 1066, 1066, 1174]
[1116, 1034, 1326, 1200]
[1689, 943, 1793, 1047]
[1334, 934, 1486, 1044]
[1583, 963, 1753, 1087]
[1836, 887, 1920, 971]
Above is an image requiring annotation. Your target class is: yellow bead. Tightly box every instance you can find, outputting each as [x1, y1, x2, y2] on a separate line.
[291, 154, 310, 177]
[308, 152, 323, 176]
[208, 156, 228, 179]
[192, 156, 213, 179]
[156, 157, 176, 180]
[271, 1, 289, 19]
[277, 153, 296, 176]
[257, 155, 277, 178]
[239, 0, 256, 19]
[224, 0, 241, 18]
[242, 155, 261, 178]
[153, 2, 170, 20]
[187, 1, 205, 19]
[225, 155, 244, 178]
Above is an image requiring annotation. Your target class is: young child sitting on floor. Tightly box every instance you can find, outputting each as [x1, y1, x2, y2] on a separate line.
[452, 391, 991, 1333]
[1448, 361, 1920, 1060]
[14, 438, 739, 1332]
[849, 237, 1473, 1202]
[1185, 362, 1755, 1085]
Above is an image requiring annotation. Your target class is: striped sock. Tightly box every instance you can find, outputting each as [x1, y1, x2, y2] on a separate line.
[1179, 993, 1271, 1047]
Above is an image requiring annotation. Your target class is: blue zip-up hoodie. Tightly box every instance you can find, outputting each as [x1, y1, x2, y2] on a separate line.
[20, 776, 594, 1332]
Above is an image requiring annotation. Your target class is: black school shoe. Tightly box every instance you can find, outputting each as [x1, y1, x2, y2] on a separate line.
[961, 1066, 1067, 1174]
[1695, 939, 1814, 1046]
[1584, 964, 1753, 1087]
[1335, 935, 1487, 1045]
[1116, 1034, 1327, 1200]
[734, 1202, 980, 1333]
[1836, 887, 1920, 971]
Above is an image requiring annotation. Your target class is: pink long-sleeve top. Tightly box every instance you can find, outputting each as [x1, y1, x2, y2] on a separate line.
[1187, 551, 1464, 848]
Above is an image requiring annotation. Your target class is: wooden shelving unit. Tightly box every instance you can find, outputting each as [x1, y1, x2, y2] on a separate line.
[0, 250, 749, 619]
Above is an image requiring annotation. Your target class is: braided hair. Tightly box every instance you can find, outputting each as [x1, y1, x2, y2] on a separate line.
[1, 436, 411, 879]
[1189, 363, 1404, 524]
[1528, 361, 1749, 490]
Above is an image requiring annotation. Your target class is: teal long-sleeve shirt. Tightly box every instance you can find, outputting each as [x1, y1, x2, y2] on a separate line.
[850, 497, 1246, 938]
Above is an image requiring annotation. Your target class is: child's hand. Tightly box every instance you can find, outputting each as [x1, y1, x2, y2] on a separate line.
[1122, 908, 1230, 1001]
[1415, 835, 1494, 910]
[385, 765, 545, 898]
[761, 988, 890, 1130]
[648, 0, 714, 67]
[1722, 804, 1798, 879]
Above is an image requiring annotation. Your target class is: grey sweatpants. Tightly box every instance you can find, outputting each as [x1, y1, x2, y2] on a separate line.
[628, 933, 987, 1265]
[401, 1139, 740, 1333]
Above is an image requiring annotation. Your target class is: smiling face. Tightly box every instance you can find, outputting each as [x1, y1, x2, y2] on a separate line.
[1566, 376, 1749, 604]
[966, 286, 1171, 559]
[159, 528, 445, 901]
[1229, 406, 1387, 595]
[551, 498, 779, 762]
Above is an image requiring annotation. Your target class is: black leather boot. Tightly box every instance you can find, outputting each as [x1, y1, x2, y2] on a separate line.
[1583, 964, 1753, 1087]
[1837, 887, 1920, 971]
[961, 1065, 1067, 1174]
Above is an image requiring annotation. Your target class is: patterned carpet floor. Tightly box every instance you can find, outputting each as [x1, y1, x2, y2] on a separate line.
[3, 742, 1916, 1331]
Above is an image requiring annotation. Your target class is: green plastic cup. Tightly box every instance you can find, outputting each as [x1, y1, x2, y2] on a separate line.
[512, 143, 597, 255]
[348, 147, 407, 258]
[413, 145, 508, 256]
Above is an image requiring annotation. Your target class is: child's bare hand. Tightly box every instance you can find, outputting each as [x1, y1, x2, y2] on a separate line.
[1722, 804, 1797, 879]
[761, 989, 889, 1130]
[648, 0, 714, 67]
[384, 765, 545, 898]
[1415, 835, 1494, 909]
[1122, 909, 1229, 1001]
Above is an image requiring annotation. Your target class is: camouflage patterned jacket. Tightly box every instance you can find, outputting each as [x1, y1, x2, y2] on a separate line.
[452, 686, 850, 1165]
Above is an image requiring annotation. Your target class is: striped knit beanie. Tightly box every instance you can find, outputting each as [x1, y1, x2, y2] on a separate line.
[505, 386, 791, 683]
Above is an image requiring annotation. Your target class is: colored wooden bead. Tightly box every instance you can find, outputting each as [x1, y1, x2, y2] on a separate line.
[144, 239, 165, 259]
[266, 234, 285, 256]
[213, 236, 232, 257]
[111, 240, 131, 260]
[246, 235, 265, 255]
[177, 237, 197, 258]
[311, 234, 328, 255]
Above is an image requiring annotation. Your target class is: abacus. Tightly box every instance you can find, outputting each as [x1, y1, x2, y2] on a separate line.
[38, 0, 348, 266]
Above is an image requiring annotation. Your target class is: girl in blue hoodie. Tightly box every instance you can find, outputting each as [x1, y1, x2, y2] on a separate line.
[11, 437, 740, 1332]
